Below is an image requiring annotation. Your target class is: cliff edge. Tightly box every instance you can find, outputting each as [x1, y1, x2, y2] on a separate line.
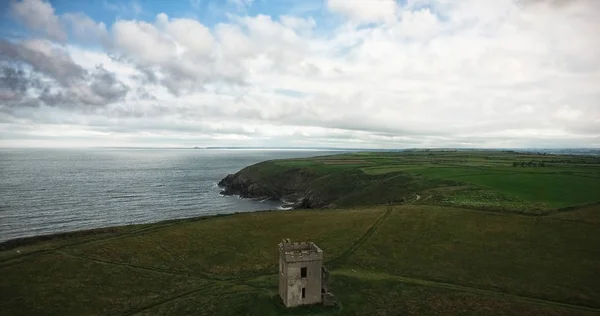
[217, 161, 328, 208]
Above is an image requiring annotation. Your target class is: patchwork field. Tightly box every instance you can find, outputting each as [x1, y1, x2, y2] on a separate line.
[261, 150, 600, 213]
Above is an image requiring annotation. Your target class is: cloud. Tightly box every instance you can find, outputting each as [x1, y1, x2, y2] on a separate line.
[2, 39, 88, 83]
[1, 0, 599, 148]
[10, 0, 110, 45]
[111, 14, 238, 95]
[0, 39, 129, 111]
[327, 0, 398, 23]
[0, 66, 42, 102]
[36, 65, 129, 106]
[109, 13, 310, 95]
[111, 19, 176, 65]
[156, 13, 214, 57]
[280, 15, 316, 31]
[10, 0, 67, 41]
[62, 13, 110, 44]
[555, 105, 583, 121]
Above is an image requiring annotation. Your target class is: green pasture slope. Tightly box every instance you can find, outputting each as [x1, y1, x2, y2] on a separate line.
[1, 150, 599, 315]
[273, 150, 600, 213]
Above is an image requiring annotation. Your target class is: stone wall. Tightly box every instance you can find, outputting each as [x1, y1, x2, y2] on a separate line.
[283, 259, 322, 307]
[279, 241, 323, 263]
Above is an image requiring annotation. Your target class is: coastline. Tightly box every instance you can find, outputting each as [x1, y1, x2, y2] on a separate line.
[0, 209, 281, 251]
[1, 148, 333, 244]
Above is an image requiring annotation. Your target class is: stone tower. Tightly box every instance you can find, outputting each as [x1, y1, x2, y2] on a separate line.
[278, 239, 324, 307]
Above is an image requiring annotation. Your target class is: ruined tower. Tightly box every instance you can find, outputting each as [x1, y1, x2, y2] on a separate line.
[278, 239, 324, 307]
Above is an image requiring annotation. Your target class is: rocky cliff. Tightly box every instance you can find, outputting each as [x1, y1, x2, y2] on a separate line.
[217, 162, 328, 208]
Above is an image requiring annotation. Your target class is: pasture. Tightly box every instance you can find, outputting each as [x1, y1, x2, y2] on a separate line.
[1, 204, 599, 315]
[271, 150, 600, 213]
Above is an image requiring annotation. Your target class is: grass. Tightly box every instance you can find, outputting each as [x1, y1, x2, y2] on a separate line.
[63, 208, 384, 278]
[342, 205, 600, 308]
[549, 203, 600, 224]
[429, 187, 551, 214]
[442, 173, 600, 208]
[1, 204, 599, 315]
[407, 166, 600, 208]
[227, 150, 600, 213]
[2, 150, 600, 315]
[330, 273, 598, 316]
[0, 252, 207, 315]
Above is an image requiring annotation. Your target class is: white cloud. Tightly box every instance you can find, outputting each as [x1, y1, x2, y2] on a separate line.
[555, 105, 584, 121]
[10, 0, 67, 41]
[327, 0, 399, 23]
[280, 15, 316, 31]
[156, 14, 214, 57]
[111, 19, 176, 65]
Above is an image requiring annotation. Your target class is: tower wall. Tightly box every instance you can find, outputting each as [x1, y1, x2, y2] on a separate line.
[278, 240, 323, 307]
[278, 254, 287, 302]
[283, 259, 322, 306]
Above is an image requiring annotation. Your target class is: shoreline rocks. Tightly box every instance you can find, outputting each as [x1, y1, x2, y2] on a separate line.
[217, 170, 326, 209]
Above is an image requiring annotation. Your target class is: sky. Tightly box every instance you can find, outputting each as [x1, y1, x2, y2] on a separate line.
[0, 0, 599, 148]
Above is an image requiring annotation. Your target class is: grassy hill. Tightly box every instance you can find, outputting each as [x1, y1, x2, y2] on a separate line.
[219, 150, 600, 213]
[2, 150, 600, 315]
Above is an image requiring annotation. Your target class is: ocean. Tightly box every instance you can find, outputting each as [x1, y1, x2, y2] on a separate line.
[0, 148, 341, 242]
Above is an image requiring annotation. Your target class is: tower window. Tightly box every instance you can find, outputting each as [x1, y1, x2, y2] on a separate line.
[301, 267, 307, 278]
[302, 287, 306, 298]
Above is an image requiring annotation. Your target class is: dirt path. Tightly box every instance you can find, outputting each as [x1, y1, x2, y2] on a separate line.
[326, 206, 393, 268]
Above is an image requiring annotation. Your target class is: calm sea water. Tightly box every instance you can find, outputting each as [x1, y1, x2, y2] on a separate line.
[0, 148, 340, 242]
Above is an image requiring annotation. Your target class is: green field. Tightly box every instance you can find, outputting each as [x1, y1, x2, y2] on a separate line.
[230, 150, 600, 213]
[1, 205, 599, 315]
[2, 150, 600, 315]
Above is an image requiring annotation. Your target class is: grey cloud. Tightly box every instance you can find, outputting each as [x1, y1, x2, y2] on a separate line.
[37, 67, 129, 107]
[0, 67, 41, 98]
[109, 54, 202, 96]
[134, 65, 159, 84]
[0, 40, 129, 109]
[0, 66, 45, 113]
[0, 39, 85, 85]
[89, 66, 129, 103]
[38, 88, 65, 106]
